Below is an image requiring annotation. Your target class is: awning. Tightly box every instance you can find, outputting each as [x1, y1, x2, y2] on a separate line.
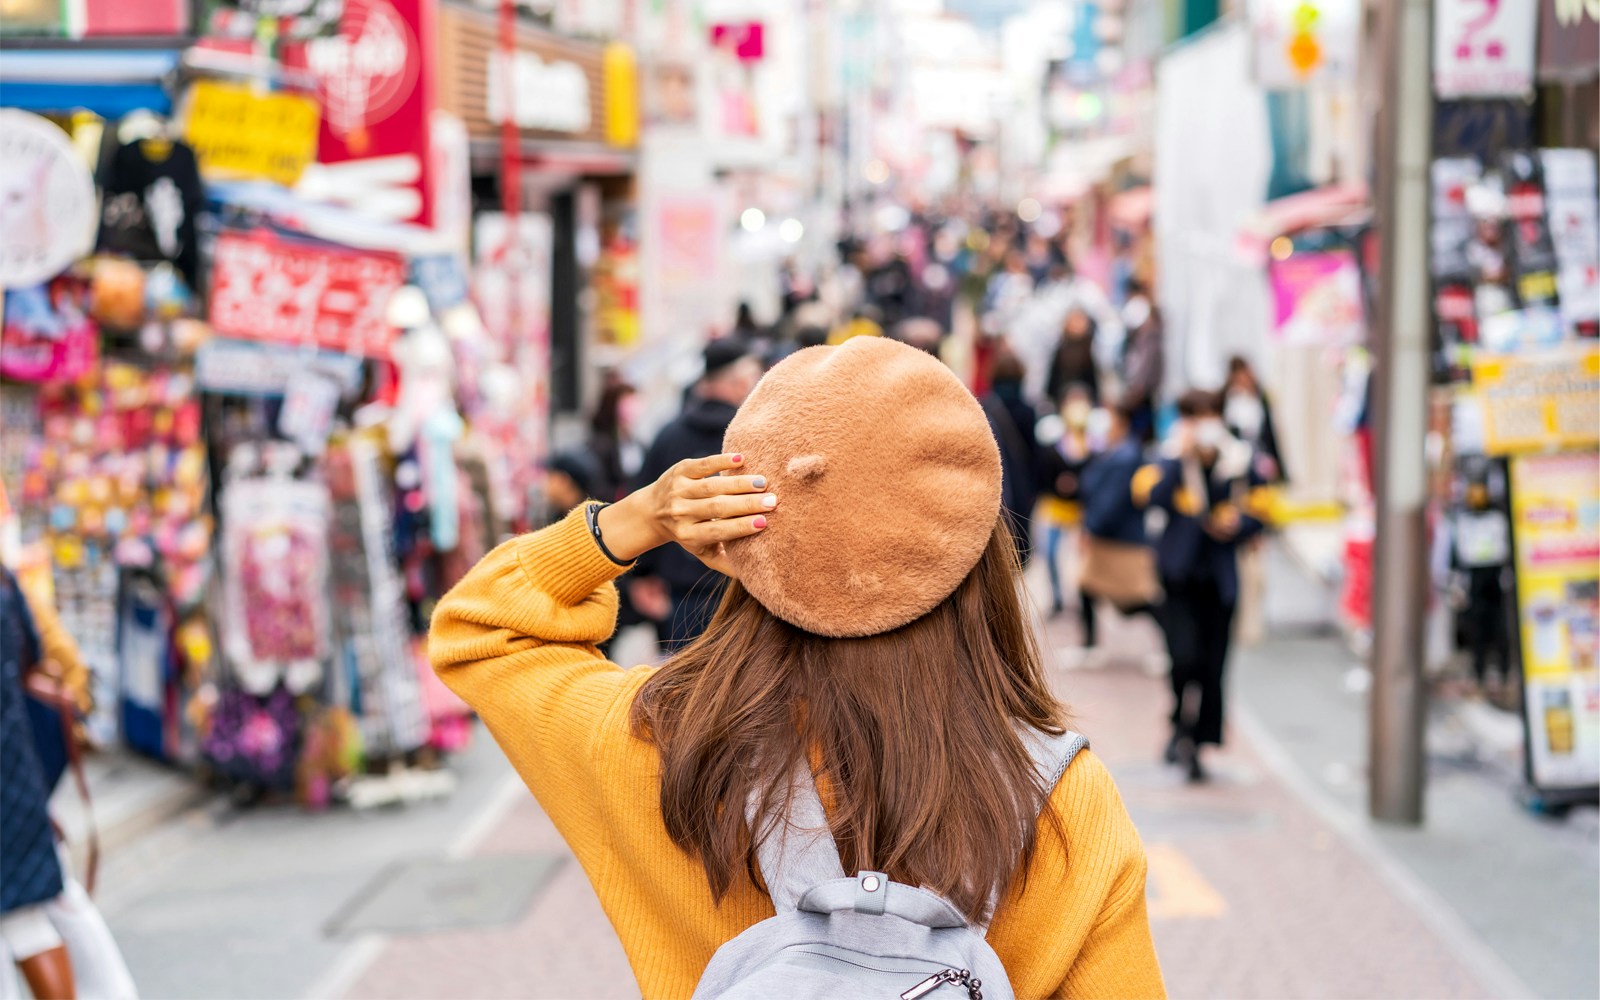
[1235, 182, 1371, 264]
[0, 49, 180, 117]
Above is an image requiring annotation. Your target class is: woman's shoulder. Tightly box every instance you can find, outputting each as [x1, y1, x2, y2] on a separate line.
[1034, 746, 1147, 887]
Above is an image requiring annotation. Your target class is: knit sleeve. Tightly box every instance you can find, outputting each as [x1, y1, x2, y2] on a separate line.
[1053, 754, 1165, 1000]
[428, 507, 640, 823]
[23, 588, 93, 715]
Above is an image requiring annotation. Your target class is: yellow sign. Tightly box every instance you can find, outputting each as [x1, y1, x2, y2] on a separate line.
[603, 42, 640, 149]
[1472, 343, 1600, 455]
[184, 80, 320, 187]
[1510, 451, 1600, 791]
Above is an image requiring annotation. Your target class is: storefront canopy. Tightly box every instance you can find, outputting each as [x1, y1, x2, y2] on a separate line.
[0, 49, 179, 117]
[1235, 182, 1370, 264]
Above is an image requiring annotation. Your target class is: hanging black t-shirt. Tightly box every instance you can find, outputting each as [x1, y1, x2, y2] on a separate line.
[97, 137, 205, 288]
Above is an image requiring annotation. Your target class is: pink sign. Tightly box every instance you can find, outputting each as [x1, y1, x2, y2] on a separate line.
[208, 229, 406, 358]
[1268, 249, 1365, 345]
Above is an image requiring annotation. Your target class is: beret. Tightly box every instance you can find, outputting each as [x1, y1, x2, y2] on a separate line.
[723, 336, 1002, 638]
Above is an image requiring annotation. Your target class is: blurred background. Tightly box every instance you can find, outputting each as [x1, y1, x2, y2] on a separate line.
[0, 0, 1596, 997]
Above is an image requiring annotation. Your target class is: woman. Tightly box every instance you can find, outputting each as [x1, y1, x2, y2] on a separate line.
[588, 377, 644, 503]
[1046, 308, 1100, 408]
[1, 566, 82, 999]
[431, 337, 1163, 998]
[1222, 356, 1286, 484]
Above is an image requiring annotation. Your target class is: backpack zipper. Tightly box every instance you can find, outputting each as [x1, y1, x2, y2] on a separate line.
[901, 968, 983, 1000]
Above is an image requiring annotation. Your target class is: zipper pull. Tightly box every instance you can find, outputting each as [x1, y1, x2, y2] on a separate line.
[901, 970, 957, 1000]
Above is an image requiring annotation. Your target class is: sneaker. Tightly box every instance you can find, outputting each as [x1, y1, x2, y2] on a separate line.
[1163, 733, 1183, 765]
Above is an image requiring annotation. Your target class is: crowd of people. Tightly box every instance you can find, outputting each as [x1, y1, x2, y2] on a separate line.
[549, 207, 1288, 783]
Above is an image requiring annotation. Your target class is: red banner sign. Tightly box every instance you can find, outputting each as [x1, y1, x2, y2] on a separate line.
[208, 229, 405, 358]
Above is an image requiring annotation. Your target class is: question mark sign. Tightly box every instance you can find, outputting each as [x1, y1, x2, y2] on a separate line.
[1456, 0, 1503, 61]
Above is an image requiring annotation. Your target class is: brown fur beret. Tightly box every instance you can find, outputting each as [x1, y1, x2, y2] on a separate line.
[723, 336, 1002, 638]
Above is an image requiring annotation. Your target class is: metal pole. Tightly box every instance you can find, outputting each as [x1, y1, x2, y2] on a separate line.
[1368, 0, 1434, 825]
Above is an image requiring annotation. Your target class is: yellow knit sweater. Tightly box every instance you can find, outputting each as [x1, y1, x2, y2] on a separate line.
[430, 508, 1166, 999]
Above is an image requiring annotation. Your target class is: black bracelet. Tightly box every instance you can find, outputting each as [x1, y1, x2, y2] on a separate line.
[584, 502, 632, 567]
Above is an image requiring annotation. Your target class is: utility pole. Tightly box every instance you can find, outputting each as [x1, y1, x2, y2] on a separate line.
[1368, 0, 1434, 824]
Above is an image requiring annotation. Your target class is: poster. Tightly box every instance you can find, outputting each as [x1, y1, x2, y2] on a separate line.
[1250, 0, 1361, 88]
[1510, 451, 1600, 791]
[184, 79, 321, 186]
[208, 229, 406, 358]
[1472, 343, 1600, 454]
[1267, 249, 1365, 345]
[1434, 0, 1539, 98]
[1541, 148, 1600, 337]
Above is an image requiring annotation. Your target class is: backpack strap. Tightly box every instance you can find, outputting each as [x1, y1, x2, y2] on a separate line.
[750, 762, 846, 912]
[753, 728, 1090, 921]
[974, 727, 1089, 932]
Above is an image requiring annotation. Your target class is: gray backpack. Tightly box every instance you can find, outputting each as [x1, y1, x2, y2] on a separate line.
[692, 729, 1088, 1000]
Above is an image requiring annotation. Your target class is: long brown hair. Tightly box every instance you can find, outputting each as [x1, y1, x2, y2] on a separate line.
[631, 517, 1068, 921]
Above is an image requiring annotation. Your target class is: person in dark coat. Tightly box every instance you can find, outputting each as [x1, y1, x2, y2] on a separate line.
[1139, 390, 1269, 783]
[1046, 308, 1100, 408]
[1119, 281, 1164, 444]
[631, 338, 764, 650]
[980, 349, 1043, 565]
[0, 567, 76, 998]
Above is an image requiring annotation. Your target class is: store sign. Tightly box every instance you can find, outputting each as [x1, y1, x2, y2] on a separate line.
[1472, 343, 1600, 454]
[437, 5, 609, 146]
[1267, 249, 1365, 345]
[1510, 451, 1600, 792]
[185, 79, 321, 186]
[281, 0, 436, 224]
[208, 229, 406, 358]
[487, 50, 592, 134]
[0, 110, 97, 289]
[1434, 0, 1539, 98]
[1543, 147, 1600, 337]
[195, 339, 365, 396]
[1539, 0, 1600, 79]
[1251, 0, 1361, 87]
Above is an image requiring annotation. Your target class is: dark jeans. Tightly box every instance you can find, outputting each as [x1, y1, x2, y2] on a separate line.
[1465, 566, 1510, 683]
[664, 578, 727, 652]
[1157, 578, 1236, 747]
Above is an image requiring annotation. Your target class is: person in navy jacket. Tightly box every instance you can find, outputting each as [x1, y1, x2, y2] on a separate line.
[1136, 390, 1271, 782]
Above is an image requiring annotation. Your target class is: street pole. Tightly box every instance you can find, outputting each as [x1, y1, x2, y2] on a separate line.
[1368, 0, 1433, 825]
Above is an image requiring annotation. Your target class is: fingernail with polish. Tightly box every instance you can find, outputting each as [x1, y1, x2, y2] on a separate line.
[753, 516, 768, 529]
[762, 494, 777, 508]
[731, 454, 743, 463]
[752, 476, 766, 489]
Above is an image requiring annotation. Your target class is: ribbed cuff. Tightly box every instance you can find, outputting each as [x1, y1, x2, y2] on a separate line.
[516, 506, 634, 607]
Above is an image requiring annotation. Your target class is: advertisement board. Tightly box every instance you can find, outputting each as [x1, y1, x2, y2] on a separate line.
[1434, 0, 1539, 98]
[1267, 249, 1365, 345]
[1510, 451, 1600, 794]
[1251, 0, 1361, 88]
[208, 229, 406, 358]
[185, 80, 321, 186]
[1471, 343, 1600, 455]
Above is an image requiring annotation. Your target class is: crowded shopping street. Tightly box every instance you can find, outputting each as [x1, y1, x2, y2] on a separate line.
[1, 0, 1597, 998]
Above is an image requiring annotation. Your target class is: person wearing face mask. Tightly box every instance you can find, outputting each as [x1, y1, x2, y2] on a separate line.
[1222, 356, 1286, 483]
[1036, 386, 1097, 632]
[1118, 280, 1164, 445]
[1136, 390, 1271, 781]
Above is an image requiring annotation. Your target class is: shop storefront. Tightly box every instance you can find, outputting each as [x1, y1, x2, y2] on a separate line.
[435, 1, 639, 443]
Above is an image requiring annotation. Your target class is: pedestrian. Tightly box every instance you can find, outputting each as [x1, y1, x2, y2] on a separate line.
[981, 349, 1043, 565]
[1036, 387, 1096, 635]
[588, 377, 644, 503]
[1046, 307, 1100, 407]
[1119, 281, 1164, 445]
[1, 565, 90, 999]
[431, 336, 1163, 999]
[1222, 355, 1286, 483]
[630, 338, 764, 650]
[1139, 390, 1269, 782]
[1078, 402, 1160, 622]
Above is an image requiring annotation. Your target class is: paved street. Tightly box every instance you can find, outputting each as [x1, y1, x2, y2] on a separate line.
[74, 540, 1597, 1000]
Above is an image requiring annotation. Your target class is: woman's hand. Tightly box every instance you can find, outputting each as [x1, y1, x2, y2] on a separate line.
[595, 453, 777, 577]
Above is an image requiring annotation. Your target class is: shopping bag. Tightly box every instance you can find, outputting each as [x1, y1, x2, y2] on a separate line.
[47, 849, 138, 1000]
[1079, 535, 1161, 611]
